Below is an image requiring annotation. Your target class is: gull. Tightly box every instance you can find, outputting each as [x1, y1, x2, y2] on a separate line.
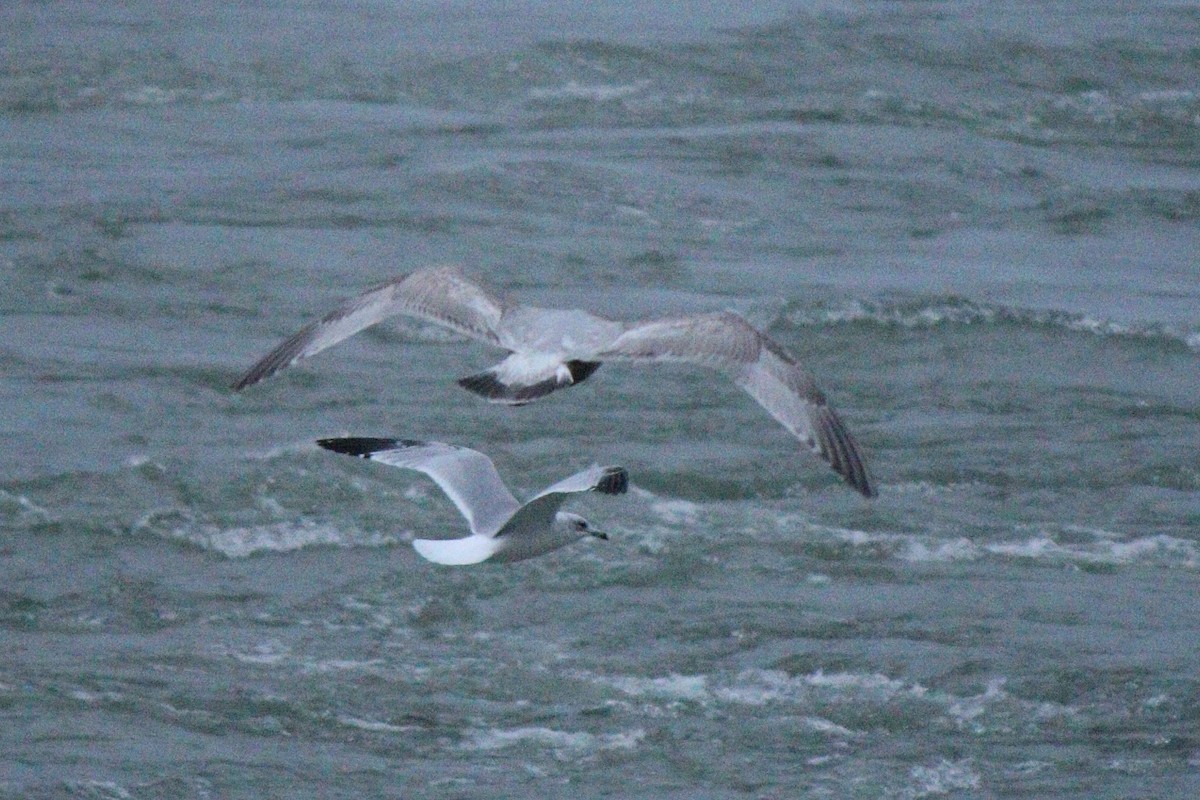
[237, 265, 875, 497]
[317, 437, 627, 565]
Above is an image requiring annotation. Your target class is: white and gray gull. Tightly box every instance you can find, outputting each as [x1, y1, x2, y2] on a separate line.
[317, 437, 627, 565]
[238, 266, 875, 497]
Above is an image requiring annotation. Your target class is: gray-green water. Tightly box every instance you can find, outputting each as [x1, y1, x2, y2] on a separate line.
[3, 2, 1199, 797]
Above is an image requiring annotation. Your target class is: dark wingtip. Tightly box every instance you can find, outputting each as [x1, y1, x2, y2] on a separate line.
[595, 466, 629, 495]
[231, 361, 275, 391]
[316, 437, 399, 459]
[231, 322, 319, 391]
[813, 406, 875, 498]
[852, 474, 877, 498]
[566, 360, 602, 383]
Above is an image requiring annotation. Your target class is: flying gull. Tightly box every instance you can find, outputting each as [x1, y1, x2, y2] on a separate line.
[237, 266, 875, 497]
[317, 437, 627, 565]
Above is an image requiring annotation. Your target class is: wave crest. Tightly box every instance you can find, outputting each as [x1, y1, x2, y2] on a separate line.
[787, 296, 1200, 351]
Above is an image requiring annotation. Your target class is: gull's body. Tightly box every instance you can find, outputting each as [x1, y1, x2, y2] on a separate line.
[317, 437, 627, 565]
[240, 266, 875, 497]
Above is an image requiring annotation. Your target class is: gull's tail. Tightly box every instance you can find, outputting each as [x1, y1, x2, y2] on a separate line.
[413, 535, 502, 566]
[458, 358, 602, 406]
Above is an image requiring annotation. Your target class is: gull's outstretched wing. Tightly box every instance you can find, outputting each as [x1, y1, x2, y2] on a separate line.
[502, 465, 629, 536]
[600, 312, 875, 497]
[234, 265, 507, 390]
[530, 464, 629, 502]
[316, 438, 521, 536]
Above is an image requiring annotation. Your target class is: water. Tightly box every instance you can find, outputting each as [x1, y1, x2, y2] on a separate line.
[3, 1, 1199, 797]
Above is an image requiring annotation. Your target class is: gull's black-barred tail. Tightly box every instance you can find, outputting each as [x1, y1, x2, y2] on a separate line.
[317, 437, 405, 459]
[594, 466, 629, 496]
[456, 370, 526, 404]
[457, 360, 603, 406]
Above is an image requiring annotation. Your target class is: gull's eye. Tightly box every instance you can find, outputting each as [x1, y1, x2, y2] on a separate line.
[576, 520, 588, 531]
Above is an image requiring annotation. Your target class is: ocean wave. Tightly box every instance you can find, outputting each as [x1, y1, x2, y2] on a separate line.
[902, 759, 983, 799]
[60, 782, 135, 800]
[578, 667, 1078, 737]
[804, 524, 984, 564]
[806, 522, 1200, 571]
[527, 80, 650, 104]
[336, 715, 421, 734]
[984, 531, 1199, 569]
[785, 296, 1200, 352]
[460, 725, 645, 758]
[0, 489, 57, 526]
[131, 509, 398, 557]
[7, 10, 1192, 146]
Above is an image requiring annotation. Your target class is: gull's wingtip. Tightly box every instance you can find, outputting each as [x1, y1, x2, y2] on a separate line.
[230, 321, 321, 391]
[231, 359, 280, 391]
[809, 405, 875, 498]
[595, 466, 629, 495]
[850, 471, 877, 498]
[317, 437, 404, 458]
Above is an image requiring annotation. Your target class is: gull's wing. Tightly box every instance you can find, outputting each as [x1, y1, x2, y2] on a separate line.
[234, 265, 507, 390]
[600, 312, 875, 497]
[502, 465, 629, 536]
[316, 438, 521, 536]
[530, 464, 629, 502]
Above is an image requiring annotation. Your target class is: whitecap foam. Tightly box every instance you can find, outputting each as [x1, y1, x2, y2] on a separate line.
[589, 667, 929, 710]
[528, 80, 648, 103]
[584, 667, 1078, 741]
[199, 520, 355, 557]
[897, 537, 983, 563]
[803, 523, 984, 564]
[64, 782, 134, 800]
[985, 532, 1199, 569]
[713, 669, 795, 706]
[69, 688, 123, 705]
[135, 508, 398, 558]
[120, 85, 180, 106]
[649, 497, 701, 526]
[797, 520, 1198, 570]
[802, 669, 925, 699]
[800, 716, 861, 738]
[461, 726, 645, 758]
[302, 658, 386, 675]
[230, 640, 290, 666]
[944, 678, 1008, 733]
[789, 297, 1200, 351]
[904, 759, 982, 798]
[605, 673, 709, 702]
[239, 439, 325, 462]
[0, 489, 56, 525]
[337, 715, 420, 734]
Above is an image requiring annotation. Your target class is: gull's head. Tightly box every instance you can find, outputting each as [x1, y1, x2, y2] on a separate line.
[555, 511, 608, 541]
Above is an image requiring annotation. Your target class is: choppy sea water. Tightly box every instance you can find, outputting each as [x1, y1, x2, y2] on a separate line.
[3, 1, 1199, 797]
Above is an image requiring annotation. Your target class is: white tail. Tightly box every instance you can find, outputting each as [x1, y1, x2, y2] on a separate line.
[412, 535, 502, 565]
